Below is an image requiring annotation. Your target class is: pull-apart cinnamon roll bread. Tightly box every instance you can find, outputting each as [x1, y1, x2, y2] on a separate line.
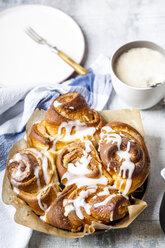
[7, 148, 59, 215]
[28, 92, 106, 151]
[99, 122, 150, 195]
[6, 92, 150, 233]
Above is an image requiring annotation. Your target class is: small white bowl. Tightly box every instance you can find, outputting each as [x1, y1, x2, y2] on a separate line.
[111, 41, 165, 109]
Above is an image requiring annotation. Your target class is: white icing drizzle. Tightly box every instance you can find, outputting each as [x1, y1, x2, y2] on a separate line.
[62, 140, 112, 219]
[9, 153, 23, 163]
[40, 205, 51, 222]
[161, 168, 165, 180]
[58, 120, 96, 142]
[54, 100, 62, 108]
[34, 166, 41, 189]
[105, 133, 122, 150]
[100, 127, 136, 195]
[84, 116, 89, 121]
[28, 148, 43, 159]
[27, 149, 50, 185]
[34, 121, 40, 124]
[117, 141, 135, 195]
[62, 141, 108, 188]
[63, 187, 97, 219]
[37, 183, 56, 212]
[110, 211, 114, 222]
[63, 185, 125, 222]
[42, 117, 96, 152]
[10, 153, 31, 181]
[84, 142, 91, 153]
[93, 186, 115, 199]
[101, 126, 114, 133]
[119, 180, 125, 190]
[37, 193, 47, 211]
[28, 149, 50, 187]
[97, 186, 112, 196]
[69, 106, 74, 110]
[9, 149, 50, 190]
[106, 162, 111, 171]
[66, 142, 92, 176]
[42, 155, 49, 184]
[93, 187, 128, 213]
[120, 132, 125, 137]
[94, 194, 117, 208]
[63, 172, 108, 188]
[13, 187, 20, 195]
[61, 131, 129, 220]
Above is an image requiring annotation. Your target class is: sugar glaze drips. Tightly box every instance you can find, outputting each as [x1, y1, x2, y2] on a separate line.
[100, 126, 136, 195]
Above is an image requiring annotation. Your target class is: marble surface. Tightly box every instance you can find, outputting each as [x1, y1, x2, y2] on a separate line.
[0, 0, 165, 247]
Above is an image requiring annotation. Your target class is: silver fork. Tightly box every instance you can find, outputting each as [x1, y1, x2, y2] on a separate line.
[25, 27, 88, 76]
[25, 27, 58, 53]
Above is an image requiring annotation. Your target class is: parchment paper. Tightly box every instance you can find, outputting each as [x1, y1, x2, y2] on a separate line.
[2, 108, 148, 238]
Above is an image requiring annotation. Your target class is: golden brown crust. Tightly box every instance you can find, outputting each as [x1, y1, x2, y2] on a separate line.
[45, 92, 91, 125]
[44, 92, 106, 147]
[28, 92, 106, 151]
[7, 148, 59, 215]
[90, 191, 129, 223]
[47, 185, 77, 231]
[55, 142, 104, 182]
[28, 121, 51, 150]
[99, 122, 150, 195]
[46, 185, 130, 231]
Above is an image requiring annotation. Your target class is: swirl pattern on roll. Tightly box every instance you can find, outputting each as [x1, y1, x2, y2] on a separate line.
[7, 148, 59, 215]
[28, 92, 106, 151]
[28, 120, 60, 151]
[45, 92, 106, 147]
[46, 184, 130, 232]
[55, 141, 112, 187]
[99, 122, 150, 195]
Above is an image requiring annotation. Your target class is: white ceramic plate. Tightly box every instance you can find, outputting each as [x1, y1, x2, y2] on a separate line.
[0, 5, 85, 87]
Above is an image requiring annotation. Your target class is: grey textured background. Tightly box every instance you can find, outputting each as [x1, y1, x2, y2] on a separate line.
[0, 0, 165, 247]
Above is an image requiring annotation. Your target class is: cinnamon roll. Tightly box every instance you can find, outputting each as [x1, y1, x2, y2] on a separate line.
[44, 92, 106, 147]
[27, 120, 60, 151]
[46, 184, 130, 232]
[99, 122, 150, 195]
[7, 148, 59, 215]
[55, 141, 112, 187]
[28, 92, 106, 151]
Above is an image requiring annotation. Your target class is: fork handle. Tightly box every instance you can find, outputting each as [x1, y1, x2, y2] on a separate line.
[57, 50, 88, 76]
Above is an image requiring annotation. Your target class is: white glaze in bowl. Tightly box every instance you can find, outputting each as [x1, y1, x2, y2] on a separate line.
[111, 41, 165, 109]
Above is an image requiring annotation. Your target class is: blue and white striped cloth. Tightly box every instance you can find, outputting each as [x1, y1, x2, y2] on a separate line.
[0, 55, 112, 248]
[0, 56, 112, 171]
